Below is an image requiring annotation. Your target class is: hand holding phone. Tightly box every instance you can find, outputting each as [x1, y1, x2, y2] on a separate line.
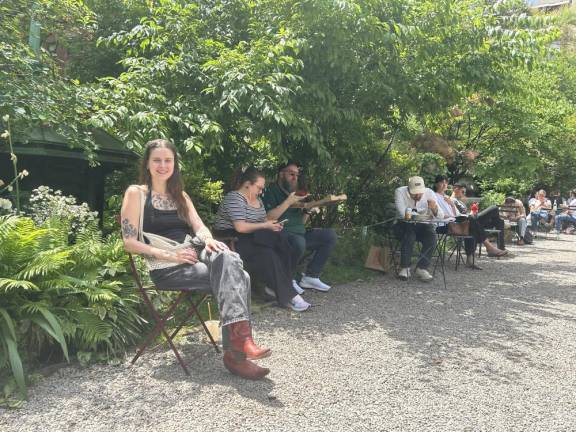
[278, 218, 289, 225]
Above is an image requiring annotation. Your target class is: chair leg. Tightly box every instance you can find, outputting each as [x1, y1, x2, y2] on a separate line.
[455, 240, 461, 271]
[163, 294, 220, 354]
[186, 296, 220, 353]
[132, 291, 191, 375]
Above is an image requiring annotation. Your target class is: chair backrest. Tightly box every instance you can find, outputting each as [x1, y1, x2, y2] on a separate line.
[213, 230, 238, 252]
[499, 205, 518, 219]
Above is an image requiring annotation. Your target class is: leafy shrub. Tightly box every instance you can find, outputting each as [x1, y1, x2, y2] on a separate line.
[0, 215, 146, 400]
[481, 190, 506, 208]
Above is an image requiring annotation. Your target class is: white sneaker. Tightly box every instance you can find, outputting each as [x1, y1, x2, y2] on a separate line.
[398, 267, 411, 280]
[288, 294, 311, 312]
[292, 279, 304, 295]
[264, 286, 276, 298]
[415, 268, 433, 282]
[299, 275, 331, 292]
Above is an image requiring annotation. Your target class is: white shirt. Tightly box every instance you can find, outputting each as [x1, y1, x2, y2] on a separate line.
[529, 197, 551, 211]
[395, 186, 444, 219]
[435, 192, 460, 218]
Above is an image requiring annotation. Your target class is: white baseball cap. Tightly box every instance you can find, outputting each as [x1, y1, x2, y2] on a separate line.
[408, 176, 426, 194]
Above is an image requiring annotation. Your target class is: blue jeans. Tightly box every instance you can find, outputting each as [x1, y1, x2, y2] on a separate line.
[530, 210, 550, 230]
[555, 213, 576, 231]
[283, 229, 337, 278]
[394, 222, 437, 269]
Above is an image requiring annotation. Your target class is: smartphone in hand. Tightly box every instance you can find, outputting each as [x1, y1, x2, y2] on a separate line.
[278, 219, 289, 225]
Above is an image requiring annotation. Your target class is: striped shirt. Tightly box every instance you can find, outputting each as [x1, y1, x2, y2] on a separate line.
[214, 191, 267, 231]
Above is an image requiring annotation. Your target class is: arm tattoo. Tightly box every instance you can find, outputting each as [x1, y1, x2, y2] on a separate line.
[151, 193, 177, 210]
[122, 218, 138, 239]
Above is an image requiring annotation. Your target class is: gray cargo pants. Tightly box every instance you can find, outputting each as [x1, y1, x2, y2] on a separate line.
[150, 250, 251, 328]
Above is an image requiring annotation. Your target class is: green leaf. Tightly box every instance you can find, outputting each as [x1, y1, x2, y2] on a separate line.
[36, 308, 69, 362]
[0, 319, 26, 398]
[0, 308, 17, 341]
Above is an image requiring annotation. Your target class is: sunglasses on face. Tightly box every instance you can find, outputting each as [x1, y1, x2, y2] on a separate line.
[283, 171, 300, 177]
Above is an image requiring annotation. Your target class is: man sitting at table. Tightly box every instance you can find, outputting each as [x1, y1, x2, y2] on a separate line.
[500, 196, 529, 245]
[394, 176, 443, 282]
[262, 161, 337, 293]
[552, 189, 576, 234]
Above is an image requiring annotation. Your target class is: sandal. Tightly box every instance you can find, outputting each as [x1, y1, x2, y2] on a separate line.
[487, 249, 508, 257]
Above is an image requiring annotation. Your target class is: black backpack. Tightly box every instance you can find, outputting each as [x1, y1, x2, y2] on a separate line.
[523, 229, 534, 244]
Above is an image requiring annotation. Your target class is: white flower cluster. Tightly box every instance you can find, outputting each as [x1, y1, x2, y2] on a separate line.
[0, 198, 12, 211]
[28, 186, 99, 236]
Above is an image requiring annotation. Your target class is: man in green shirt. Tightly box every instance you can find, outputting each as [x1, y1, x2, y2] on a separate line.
[262, 162, 337, 293]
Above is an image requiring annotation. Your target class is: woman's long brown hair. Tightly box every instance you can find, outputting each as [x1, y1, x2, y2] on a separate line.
[139, 139, 190, 225]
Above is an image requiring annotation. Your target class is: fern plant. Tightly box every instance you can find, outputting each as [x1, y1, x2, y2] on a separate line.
[0, 215, 70, 398]
[0, 215, 147, 399]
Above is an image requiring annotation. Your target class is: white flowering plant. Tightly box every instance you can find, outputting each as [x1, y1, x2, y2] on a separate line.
[27, 186, 99, 240]
[0, 114, 30, 214]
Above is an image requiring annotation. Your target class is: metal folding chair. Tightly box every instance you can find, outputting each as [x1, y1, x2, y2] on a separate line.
[127, 253, 220, 376]
[499, 205, 522, 243]
[446, 234, 476, 270]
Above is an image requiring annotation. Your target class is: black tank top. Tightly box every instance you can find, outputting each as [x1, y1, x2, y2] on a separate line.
[142, 193, 189, 243]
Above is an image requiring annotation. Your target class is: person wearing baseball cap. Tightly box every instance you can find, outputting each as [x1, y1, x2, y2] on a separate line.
[394, 176, 444, 281]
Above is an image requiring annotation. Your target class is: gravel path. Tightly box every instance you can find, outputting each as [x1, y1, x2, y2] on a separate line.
[2, 236, 576, 431]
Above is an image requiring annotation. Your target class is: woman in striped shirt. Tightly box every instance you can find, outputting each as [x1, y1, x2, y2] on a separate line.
[214, 167, 311, 312]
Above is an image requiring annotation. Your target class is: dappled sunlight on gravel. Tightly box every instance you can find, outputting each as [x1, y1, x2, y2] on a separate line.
[3, 237, 576, 431]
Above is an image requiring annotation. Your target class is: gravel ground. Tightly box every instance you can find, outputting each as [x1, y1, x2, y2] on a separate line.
[2, 236, 576, 431]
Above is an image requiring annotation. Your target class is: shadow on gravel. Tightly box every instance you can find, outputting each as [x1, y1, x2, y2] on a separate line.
[254, 238, 576, 394]
[143, 344, 281, 407]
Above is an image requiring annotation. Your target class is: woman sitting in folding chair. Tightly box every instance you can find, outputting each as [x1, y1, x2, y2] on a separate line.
[433, 176, 507, 270]
[121, 139, 270, 380]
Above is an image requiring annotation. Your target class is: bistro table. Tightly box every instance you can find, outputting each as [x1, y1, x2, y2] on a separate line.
[397, 217, 455, 289]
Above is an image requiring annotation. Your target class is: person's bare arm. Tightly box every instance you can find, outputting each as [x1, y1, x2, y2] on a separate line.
[266, 192, 307, 220]
[233, 220, 283, 233]
[120, 186, 198, 264]
[183, 192, 227, 253]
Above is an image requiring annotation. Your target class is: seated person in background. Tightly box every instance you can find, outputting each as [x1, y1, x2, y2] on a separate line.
[451, 183, 507, 251]
[553, 189, 576, 234]
[213, 167, 311, 312]
[394, 176, 443, 282]
[550, 190, 565, 210]
[500, 196, 529, 245]
[262, 161, 337, 293]
[433, 176, 506, 268]
[529, 189, 552, 231]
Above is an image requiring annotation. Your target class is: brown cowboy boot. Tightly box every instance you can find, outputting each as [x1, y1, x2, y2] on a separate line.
[222, 321, 270, 380]
[235, 321, 271, 360]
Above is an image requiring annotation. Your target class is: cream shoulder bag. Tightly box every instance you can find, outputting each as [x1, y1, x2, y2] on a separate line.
[137, 188, 203, 271]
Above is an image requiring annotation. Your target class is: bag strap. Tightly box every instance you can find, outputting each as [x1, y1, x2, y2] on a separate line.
[137, 186, 192, 250]
[138, 187, 146, 243]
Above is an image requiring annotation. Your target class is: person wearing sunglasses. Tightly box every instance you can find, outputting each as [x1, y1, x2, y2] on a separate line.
[262, 161, 337, 294]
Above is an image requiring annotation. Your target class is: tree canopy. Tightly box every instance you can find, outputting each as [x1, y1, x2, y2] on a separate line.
[2, 0, 576, 225]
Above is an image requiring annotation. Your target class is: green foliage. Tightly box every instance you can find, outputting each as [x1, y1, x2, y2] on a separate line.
[0, 215, 146, 399]
[0, 0, 99, 159]
[480, 190, 506, 208]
